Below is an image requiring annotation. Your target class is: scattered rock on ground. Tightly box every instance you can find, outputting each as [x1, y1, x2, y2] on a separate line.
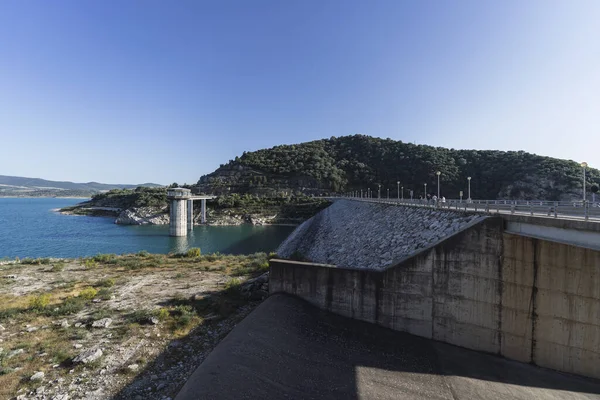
[30, 371, 45, 381]
[91, 318, 112, 328]
[73, 347, 103, 364]
[7, 348, 24, 358]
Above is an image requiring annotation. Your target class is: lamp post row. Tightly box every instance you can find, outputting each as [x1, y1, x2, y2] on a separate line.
[350, 173, 460, 201]
[348, 162, 590, 204]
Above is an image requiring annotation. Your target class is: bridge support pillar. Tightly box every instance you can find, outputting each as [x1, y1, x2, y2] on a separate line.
[169, 198, 188, 237]
[201, 199, 207, 223]
[187, 199, 193, 230]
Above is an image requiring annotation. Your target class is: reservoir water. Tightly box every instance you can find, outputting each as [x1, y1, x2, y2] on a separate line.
[0, 198, 296, 259]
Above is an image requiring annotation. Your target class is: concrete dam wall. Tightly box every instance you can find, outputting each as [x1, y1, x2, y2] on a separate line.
[270, 200, 600, 380]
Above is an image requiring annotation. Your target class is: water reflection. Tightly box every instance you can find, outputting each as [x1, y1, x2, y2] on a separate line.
[170, 234, 190, 254]
[0, 198, 297, 258]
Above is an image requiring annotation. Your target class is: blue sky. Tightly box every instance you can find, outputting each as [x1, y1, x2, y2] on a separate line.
[0, 1, 598, 185]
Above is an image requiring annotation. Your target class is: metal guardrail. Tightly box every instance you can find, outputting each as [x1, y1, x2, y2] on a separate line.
[337, 196, 600, 222]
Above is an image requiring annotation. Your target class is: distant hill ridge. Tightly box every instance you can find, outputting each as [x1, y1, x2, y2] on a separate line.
[0, 174, 162, 195]
[196, 134, 599, 201]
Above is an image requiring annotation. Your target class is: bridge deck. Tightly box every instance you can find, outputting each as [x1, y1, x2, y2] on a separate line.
[176, 294, 600, 400]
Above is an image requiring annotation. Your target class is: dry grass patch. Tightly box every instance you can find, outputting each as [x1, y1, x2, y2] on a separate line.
[0, 251, 272, 399]
[0, 319, 75, 399]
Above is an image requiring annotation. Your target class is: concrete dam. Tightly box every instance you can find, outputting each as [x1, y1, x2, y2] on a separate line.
[272, 199, 600, 380]
[177, 199, 600, 399]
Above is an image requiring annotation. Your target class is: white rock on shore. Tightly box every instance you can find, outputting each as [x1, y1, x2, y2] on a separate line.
[115, 207, 169, 225]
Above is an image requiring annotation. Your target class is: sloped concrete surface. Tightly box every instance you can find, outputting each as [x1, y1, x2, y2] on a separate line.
[176, 294, 600, 400]
[277, 199, 483, 269]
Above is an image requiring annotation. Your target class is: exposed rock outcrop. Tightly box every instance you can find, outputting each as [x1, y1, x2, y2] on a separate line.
[277, 200, 484, 270]
[206, 212, 278, 226]
[248, 215, 277, 225]
[115, 207, 169, 225]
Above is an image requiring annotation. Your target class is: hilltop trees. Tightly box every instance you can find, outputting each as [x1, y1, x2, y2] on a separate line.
[196, 135, 599, 201]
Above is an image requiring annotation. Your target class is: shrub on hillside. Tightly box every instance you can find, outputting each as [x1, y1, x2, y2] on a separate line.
[29, 294, 51, 310]
[79, 287, 98, 300]
[94, 278, 115, 288]
[92, 253, 118, 264]
[186, 248, 201, 258]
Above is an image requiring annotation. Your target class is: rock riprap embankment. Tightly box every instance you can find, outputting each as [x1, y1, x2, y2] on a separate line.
[277, 200, 484, 269]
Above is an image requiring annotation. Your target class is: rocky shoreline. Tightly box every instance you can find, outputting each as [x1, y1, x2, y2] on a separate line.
[58, 206, 299, 227]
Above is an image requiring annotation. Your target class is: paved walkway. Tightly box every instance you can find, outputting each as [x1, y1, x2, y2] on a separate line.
[176, 294, 600, 400]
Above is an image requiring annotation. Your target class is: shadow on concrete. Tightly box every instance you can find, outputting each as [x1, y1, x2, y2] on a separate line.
[175, 294, 600, 400]
[113, 294, 600, 400]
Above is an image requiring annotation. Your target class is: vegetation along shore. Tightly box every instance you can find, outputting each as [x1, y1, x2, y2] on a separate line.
[60, 187, 331, 227]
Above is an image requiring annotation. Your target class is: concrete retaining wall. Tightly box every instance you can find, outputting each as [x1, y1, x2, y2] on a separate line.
[270, 217, 600, 379]
[503, 234, 600, 378]
[271, 218, 505, 352]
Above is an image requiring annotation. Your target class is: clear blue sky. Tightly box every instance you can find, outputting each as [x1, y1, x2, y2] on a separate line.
[1, 1, 598, 185]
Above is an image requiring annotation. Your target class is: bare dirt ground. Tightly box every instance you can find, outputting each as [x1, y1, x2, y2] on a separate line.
[0, 252, 270, 400]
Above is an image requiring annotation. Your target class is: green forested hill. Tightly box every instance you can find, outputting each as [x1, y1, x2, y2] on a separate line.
[197, 135, 598, 201]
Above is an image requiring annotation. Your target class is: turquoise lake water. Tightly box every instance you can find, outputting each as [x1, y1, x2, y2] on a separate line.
[0, 198, 295, 259]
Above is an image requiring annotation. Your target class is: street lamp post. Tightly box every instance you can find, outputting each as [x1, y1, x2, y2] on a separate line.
[378, 184, 381, 199]
[467, 177, 472, 202]
[401, 186, 404, 200]
[424, 183, 427, 200]
[387, 188, 389, 199]
[436, 171, 441, 200]
[581, 162, 588, 203]
[397, 181, 400, 200]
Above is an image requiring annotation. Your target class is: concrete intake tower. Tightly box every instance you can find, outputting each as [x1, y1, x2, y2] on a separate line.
[167, 188, 215, 236]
